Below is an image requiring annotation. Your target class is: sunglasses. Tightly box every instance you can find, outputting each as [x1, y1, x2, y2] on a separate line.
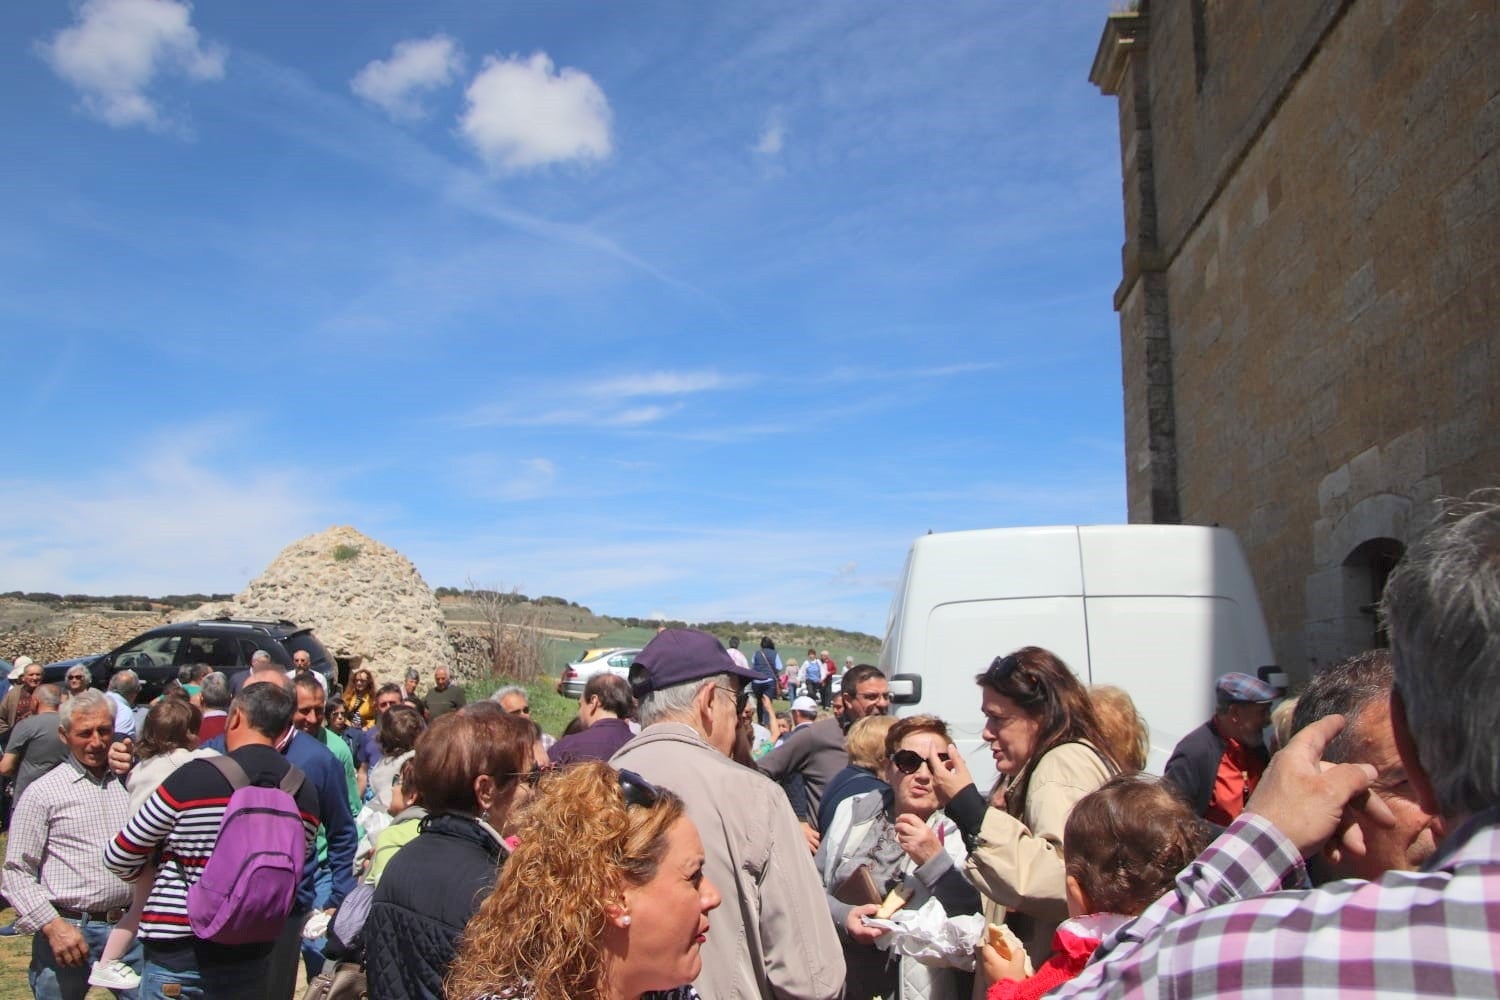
[890, 749, 950, 775]
[506, 763, 556, 787]
[617, 768, 661, 808]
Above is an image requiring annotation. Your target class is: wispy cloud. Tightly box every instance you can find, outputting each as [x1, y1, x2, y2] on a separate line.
[0, 425, 331, 594]
[458, 52, 612, 172]
[350, 35, 463, 121]
[39, 0, 225, 131]
[456, 369, 739, 429]
[753, 109, 785, 156]
[455, 455, 559, 501]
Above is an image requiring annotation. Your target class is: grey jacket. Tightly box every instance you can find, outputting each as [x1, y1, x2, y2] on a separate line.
[612, 722, 845, 1000]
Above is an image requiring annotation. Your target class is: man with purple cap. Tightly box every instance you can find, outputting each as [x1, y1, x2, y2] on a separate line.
[1164, 671, 1278, 826]
[610, 628, 844, 1000]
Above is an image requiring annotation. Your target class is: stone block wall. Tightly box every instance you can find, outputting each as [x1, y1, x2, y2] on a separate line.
[1094, 0, 1499, 682]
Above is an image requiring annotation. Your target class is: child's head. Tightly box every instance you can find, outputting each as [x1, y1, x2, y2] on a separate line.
[389, 755, 421, 814]
[137, 697, 203, 758]
[1063, 772, 1211, 917]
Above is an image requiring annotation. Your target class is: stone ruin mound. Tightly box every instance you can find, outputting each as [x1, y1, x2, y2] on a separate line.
[182, 526, 455, 686]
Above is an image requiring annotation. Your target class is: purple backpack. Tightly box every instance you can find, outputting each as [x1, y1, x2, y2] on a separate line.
[186, 755, 308, 945]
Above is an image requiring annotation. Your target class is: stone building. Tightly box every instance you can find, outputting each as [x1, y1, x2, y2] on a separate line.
[1089, 0, 1497, 683]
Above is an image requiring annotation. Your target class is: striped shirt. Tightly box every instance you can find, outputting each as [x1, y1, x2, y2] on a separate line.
[1053, 808, 1500, 998]
[1, 755, 132, 932]
[103, 744, 321, 940]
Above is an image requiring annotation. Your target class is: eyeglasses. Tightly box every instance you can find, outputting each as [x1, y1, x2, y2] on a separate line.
[505, 763, 556, 787]
[617, 768, 660, 808]
[714, 684, 750, 715]
[890, 749, 950, 775]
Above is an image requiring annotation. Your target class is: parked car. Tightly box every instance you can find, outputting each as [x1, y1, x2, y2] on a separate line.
[556, 647, 641, 699]
[43, 617, 336, 700]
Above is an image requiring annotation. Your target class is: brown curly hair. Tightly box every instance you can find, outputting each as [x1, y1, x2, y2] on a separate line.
[1062, 772, 1210, 915]
[445, 762, 686, 1000]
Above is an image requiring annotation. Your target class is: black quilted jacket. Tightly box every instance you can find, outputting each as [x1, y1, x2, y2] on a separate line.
[365, 813, 507, 1000]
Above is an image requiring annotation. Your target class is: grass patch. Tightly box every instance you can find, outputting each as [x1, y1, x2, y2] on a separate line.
[331, 544, 361, 562]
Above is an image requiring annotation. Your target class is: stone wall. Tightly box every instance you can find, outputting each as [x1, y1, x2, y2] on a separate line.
[0, 612, 170, 667]
[1093, 0, 1498, 682]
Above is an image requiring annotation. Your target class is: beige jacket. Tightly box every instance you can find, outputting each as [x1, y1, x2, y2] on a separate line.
[964, 741, 1113, 964]
[612, 722, 845, 1000]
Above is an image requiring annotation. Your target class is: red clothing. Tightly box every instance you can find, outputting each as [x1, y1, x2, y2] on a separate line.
[197, 711, 228, 744]
[1205, 734, 1265, 827]
[987, 914, 1127, 1000]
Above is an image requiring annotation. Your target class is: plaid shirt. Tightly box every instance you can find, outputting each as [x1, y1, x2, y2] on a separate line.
[1, 754, 132, 932]
[1053, 808, 1500, 998]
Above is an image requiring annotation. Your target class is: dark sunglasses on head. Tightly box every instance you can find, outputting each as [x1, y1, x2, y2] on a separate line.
[617, 768, 661, 808]
[890, 749, 950, 775]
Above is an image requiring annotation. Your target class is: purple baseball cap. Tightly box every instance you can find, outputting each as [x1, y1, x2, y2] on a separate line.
[628, 628, 762, 697]
[1215, 671, 1277, 705]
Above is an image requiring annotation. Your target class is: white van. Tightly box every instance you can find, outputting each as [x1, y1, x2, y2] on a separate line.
[878, 525, 1279, 779]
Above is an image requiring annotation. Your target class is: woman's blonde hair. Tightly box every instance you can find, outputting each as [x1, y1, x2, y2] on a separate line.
[445, 762, 686, 1000]
[844, 715, 899, 770]
[1088, 684, 1150, 772]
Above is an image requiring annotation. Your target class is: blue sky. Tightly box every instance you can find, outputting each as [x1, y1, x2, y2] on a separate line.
[1, 1, 1126, 636]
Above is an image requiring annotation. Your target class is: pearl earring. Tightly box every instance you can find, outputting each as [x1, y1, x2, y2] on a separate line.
[621, 915, 632, 927]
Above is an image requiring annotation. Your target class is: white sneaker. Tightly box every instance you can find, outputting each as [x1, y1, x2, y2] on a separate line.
[88, 960, 142, 990]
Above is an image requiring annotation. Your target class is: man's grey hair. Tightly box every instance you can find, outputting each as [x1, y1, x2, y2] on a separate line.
[200, 671, 232, 710]
[250, 650, 273, 667]
[34, 684, 63, 710]
[108, 669, 141, 702]
[638, 674, 731, 727]
[491, 685, 527, 705]
[404, 667, 420, 682]
[1289, 650, 1393, 764]
[1381, 494, 1500, 818]
[65, 664, 92, 683]
[59, 689, 111, 730]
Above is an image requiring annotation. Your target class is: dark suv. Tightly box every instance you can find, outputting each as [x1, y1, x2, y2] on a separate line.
[44, 617, 336, 699]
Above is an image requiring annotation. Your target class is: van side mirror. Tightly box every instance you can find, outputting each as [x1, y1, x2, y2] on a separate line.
[888, 673, 922, 705]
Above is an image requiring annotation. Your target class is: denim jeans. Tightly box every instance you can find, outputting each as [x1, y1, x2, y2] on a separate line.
[140, 957, 265, 1000]
[29, 913, 141, 1000]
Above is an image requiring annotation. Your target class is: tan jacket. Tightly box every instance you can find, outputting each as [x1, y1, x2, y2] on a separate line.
[964, 741, 1113, 964]
[612, 722, 845, 1000]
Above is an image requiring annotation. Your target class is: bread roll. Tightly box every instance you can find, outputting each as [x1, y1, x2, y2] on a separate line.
[873, 882, 915, 920]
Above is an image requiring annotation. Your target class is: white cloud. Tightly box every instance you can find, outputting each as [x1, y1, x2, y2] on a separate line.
[0, 444, 328, 595]
[457, 455, 558, 500]
[40, 0, 225, 130]
[458, 52, 612, 172]
[350, 35, 463, 121]
[754, 110, 785, 156]
[457, 369, 735, 429]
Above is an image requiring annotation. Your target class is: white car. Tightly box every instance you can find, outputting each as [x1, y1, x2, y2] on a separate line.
[556, 647, 641, 699]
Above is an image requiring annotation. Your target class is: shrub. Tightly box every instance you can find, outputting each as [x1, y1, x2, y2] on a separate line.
[332, 544, 361, 562]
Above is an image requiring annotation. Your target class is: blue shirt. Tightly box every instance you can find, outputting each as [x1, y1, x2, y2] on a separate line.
[202, 730, 357, 910]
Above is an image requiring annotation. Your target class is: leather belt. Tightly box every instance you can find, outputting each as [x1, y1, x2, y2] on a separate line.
[55, 906, 127, 923]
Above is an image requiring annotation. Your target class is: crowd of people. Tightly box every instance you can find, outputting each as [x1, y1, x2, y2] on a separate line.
[1, 495, 1498, 999]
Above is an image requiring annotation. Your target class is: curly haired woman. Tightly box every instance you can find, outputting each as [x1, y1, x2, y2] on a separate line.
[343, 668, 378, 728]
[446, 762, 721, 1000]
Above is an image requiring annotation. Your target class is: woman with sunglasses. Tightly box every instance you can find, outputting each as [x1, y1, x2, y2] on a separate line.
[815, 714, 982, 1000]
[344, 668, 378, 728]
[365, 709, 544, 1000]
[924, 647, 1119, 969]
[446, 762, 720, 1000]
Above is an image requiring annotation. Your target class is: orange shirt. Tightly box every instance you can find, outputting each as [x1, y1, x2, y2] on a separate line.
[1205, 736, 1265, 827]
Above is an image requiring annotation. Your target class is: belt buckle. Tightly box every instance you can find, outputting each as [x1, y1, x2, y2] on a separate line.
[105, 908, 126, 923]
